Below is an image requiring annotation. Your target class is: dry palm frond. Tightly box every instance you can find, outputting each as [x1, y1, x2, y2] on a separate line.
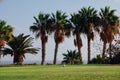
[74, 39, 77, 47]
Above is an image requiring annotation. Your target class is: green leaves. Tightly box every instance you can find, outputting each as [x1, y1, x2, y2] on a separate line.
[0, 20, 14, 50]
[51, 10, 68, 29]
[3, 34, 39, 56]
[30, 12, 50, 39]
[99, 6, 118, 26]
[62, 50, 79, 64]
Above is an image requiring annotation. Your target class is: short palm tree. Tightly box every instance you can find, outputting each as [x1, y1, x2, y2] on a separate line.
[2, 34, 39, 64]
[62, 50, 79, 64]
[99, 6, 119, 59]
[0, 20, 14, 60]
[70, 13, 83, 62]
[78, 7, 99, 63]
[30, 12, 50, 65]
[50, 10, 68, 64]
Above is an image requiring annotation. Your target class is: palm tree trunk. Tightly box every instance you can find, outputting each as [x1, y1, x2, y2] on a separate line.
[18, 54, 24, 64]
[78, 48, 82, 62]
[41, 39, 46, 65]
[102, 42, 107, 59]
[53, 43, 59, 64]
[13, 54, 17, 64]
[109, 43, 112, 59]
[87, 37, 91, 63]
[0, 47, 2, 64]
[13, 54, 23, 64]
[76, 33, 82, 62]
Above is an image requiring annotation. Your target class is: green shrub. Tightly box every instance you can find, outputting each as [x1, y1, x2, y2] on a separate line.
[89, 54, 105, 64]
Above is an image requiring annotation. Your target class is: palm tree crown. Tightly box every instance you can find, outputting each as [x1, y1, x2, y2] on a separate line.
[30, 12, 50, 38]
[0, 20, 14, 60]
[2, 34, 39, 64]
[0, 20, 14, 48]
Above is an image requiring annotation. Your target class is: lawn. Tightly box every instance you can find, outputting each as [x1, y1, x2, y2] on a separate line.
[0, 64, 120, 80]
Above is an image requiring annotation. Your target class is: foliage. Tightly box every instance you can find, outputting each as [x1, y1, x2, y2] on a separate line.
[30, 12, 50, 39]
[1, 34, 39, 64]
[0, 20, 14, 48]
[62, 50, 82, 64]
[0, 20, 14, 61]
[108, 52, 120, 64]
[0, 7, 120, 65]
[106, 40, 120, 64]
[89, 54, 105, 64]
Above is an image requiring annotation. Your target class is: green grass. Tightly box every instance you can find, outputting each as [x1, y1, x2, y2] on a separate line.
[0, 64, 120, 80]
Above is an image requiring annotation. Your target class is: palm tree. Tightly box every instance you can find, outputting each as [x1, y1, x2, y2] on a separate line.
[0, 20, 14, 61]
[2, 34, 39, 64]
[70, 13, 83, 62]
[30, 12, 50, 65]
[62, 50, 79, 64]
[78, 7, 99, 63]
[99, 6, 119, 59]
[50, 10, 68, 64]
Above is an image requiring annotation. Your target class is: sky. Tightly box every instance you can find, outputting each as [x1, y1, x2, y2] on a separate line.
[0, 0, 120, 64]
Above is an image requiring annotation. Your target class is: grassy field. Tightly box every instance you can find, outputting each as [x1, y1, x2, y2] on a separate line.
[0, 64, 120, 80]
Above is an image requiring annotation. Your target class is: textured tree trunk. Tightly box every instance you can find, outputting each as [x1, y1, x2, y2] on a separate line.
[41, 39, 46, 65]
[87, 37, 91, 63]
[13, 54, 17, 64]
[0, 47, 1, 64]
[13, 54, 24, 65]
[53, 43, 59, 64]
[76, 33, 82, 62]
[109, 43, 112, 59]
[18, 54, 24, 64]
[102, 42, 107, 59]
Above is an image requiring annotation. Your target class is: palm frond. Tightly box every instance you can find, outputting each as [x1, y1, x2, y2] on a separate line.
[1, 48, 13, 57]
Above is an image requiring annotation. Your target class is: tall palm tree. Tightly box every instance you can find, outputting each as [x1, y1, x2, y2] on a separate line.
[99, 6, 119, 59]
[70, 13, 83, 62]
[0, 20, 14, 60]
[2, 34, 39, 64]
[30, 12, 50, 65]
[50, 10, 68, 64]
[78, 7, 99, 63]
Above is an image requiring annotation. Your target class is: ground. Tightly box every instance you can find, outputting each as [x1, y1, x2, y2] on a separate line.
[0, 64, 120, 80]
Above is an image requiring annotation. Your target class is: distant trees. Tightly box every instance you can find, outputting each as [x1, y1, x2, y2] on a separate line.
[106, 39, 120, 64]
[0, 6, 120, 65]
[29, 6, 119, 64]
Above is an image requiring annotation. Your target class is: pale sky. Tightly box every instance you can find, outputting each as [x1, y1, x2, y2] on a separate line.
[0, 0, 120, 64]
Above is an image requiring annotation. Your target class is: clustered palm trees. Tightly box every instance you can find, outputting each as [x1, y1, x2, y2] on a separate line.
[0, 6, 119, 65]
[0, 21, 39, 64]
[0, 20, 14, 60]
